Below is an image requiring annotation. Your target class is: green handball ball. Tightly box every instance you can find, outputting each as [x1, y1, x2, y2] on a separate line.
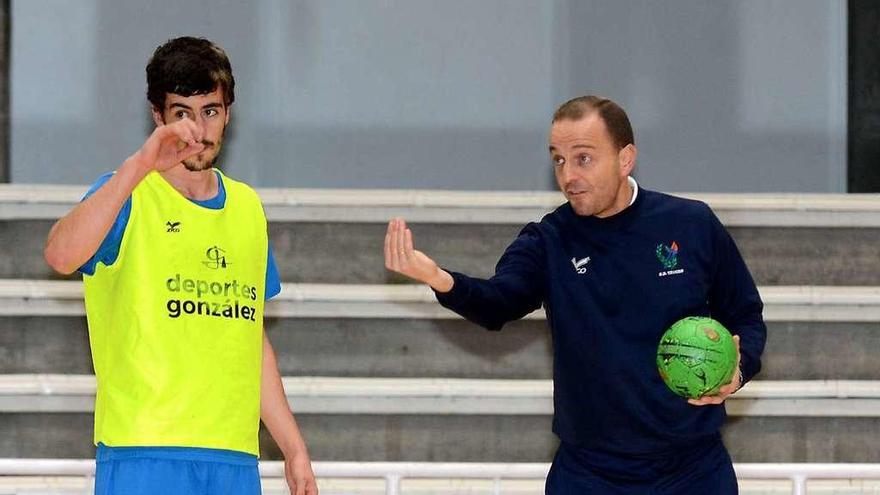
[656, 316, 737, 399]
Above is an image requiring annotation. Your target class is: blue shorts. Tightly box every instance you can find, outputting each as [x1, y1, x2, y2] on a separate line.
[94, 444, 261, 495]
[545, 437, 737, 495]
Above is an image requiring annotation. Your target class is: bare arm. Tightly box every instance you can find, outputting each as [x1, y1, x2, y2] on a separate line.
[44, 157, 147, 274]
[261, 331, 317, 495]
[44, 119, 206, 274]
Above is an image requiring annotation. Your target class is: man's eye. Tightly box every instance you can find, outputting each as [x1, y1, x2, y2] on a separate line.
[205, 109, 218, 117]
[552, 156, 565, 167]
[175, 111, 189, 120]
[579, 154, 592, 165]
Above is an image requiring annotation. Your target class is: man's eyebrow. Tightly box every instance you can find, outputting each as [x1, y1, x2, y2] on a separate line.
[548, 143, 596, 152]
[168, 102, 224, 110]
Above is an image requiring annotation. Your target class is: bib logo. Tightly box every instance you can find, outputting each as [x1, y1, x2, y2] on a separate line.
[203, 246, 229, 269]
[166, 221, 181, 233]
[656, 241, 685, 277]
[165, 273, 259, 322]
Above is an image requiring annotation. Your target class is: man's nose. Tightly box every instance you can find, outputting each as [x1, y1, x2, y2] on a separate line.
[559, 161, 577, 184]
[192, 114, 207, 132]
[189, 116, 209, 142]
[181, 114, 207, 137]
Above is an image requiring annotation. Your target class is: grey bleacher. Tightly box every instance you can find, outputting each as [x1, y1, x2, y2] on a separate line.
[3, 187, 880, 285]
[4, 374, 880, 416]
[0, 185, 879, 464]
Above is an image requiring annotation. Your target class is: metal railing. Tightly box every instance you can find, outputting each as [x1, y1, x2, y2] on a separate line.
[2, 459, 880, 495]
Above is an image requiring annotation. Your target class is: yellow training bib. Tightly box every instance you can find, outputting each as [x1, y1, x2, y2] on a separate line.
[83, 170, 267, 455]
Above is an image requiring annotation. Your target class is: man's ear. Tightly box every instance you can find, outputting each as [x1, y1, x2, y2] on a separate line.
[151, 105, 165, 128]
[619, 144, 637, 176]
[224, 105, 231, 126]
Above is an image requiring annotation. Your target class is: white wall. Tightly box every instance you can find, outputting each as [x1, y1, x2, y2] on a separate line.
[11, 0, 846, 192]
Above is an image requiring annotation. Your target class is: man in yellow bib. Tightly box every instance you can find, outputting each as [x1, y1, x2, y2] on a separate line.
[44, 37, 317, 495]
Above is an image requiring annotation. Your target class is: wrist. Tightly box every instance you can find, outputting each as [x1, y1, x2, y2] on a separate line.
[123, 151, 153, 179]
[280, 439, 308, 459]
[427, 269, 454, 293]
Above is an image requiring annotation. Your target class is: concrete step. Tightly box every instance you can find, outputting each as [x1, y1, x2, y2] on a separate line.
[2, 375, 879, 418]
[1, 187, 879, 285]
[5, 220, 880, 286]
[5, 186, 878, 226]
[2, 412, 879, 463]
[3, 281, 879, 321]
[1, 282, 879, 380]
[3, 316, 880, 381]
[272, 223, 880, 286]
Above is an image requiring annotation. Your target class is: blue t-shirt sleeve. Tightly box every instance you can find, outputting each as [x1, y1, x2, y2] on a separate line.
[265, 244, 281, 300]
[78, 173, 131, 276]
[79, 171, 281, 300]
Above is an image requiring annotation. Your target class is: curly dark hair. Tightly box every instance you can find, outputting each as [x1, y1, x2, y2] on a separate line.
[146, 37, 235, 110]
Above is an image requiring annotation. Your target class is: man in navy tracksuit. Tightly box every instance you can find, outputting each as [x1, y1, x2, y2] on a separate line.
[385, 95, 766, 494]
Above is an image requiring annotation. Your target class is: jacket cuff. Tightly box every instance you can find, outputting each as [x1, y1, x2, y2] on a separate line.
[433, 270, 470, 308]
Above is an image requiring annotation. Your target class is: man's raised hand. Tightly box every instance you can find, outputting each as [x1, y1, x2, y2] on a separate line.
[135, 118, 206, 173]
[384, 218, 454, 292]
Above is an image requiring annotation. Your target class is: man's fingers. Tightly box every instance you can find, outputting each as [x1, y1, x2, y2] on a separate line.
[385, 218, 425, 282]
[392, 219, 404, 268]
[143, 119, 205, 168]
[396, 219, 407, 260]
[162, 119, 194, 144]
[404, 228, 415, 259]
[158, 120, 204, 159]
[384, 221, 394, 269]
[176, 142, 205, 161]
[168, 145, 205, 172]
[174, 117, 203, 143]
[689, 390, 729, 406]
[295, 478, 306, 495]
[386, 218, 406, 272]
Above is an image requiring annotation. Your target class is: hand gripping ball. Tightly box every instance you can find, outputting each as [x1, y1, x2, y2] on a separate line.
[656, 316, 737, 399]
